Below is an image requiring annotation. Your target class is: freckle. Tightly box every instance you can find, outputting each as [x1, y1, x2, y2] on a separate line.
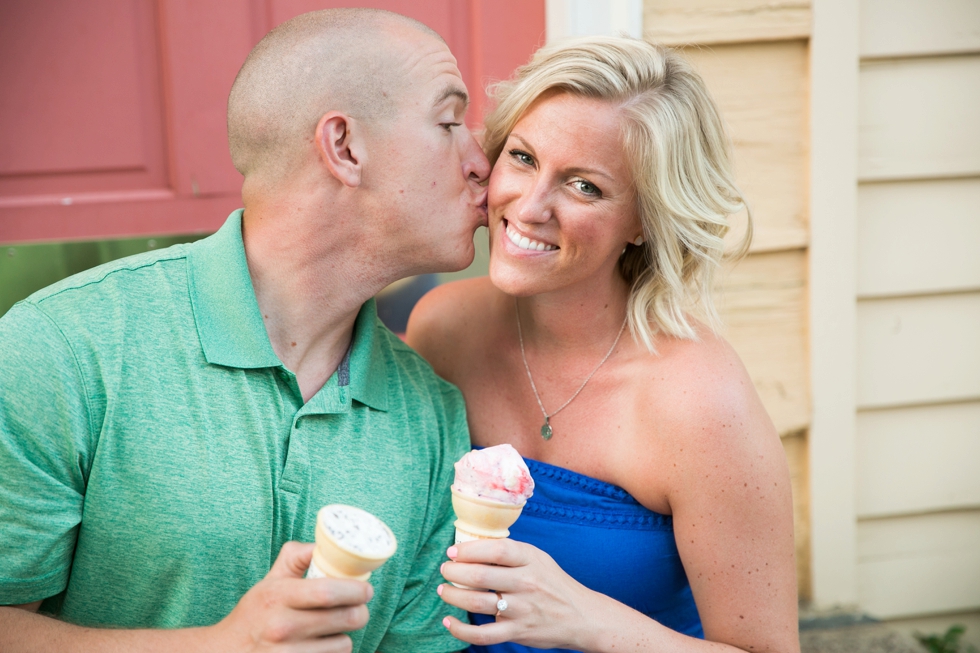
[431, 181, 437, 187]
[740, 615, 744, 619]
[744, 483, 747, 487]
[263, 314, 269, 319]
[399, 189, 404, 194]
[291, 342, 296, 347]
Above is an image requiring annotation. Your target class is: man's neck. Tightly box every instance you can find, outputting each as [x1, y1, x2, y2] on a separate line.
[241, 200, 394, 402]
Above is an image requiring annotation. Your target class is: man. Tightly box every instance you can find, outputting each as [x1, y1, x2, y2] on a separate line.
[0, 8, 489, 652]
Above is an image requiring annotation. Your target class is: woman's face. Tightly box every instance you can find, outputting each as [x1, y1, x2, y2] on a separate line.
[487, 92, 641, 298]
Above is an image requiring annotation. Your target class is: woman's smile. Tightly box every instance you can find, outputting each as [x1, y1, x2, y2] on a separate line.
[504, 220, 558, 252]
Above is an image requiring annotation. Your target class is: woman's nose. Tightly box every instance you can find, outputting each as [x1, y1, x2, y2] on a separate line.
[513, 177, 553, 224]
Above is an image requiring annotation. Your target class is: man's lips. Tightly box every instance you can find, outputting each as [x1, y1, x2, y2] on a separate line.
[476, 190, 489, 226]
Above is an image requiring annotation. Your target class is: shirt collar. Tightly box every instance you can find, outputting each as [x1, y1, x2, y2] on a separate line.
[188, 210, 280, 369]
[188, 210, 389, 411]
[341, 297, 390, 412]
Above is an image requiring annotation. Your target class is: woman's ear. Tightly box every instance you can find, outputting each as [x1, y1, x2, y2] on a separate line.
[315, 112, 363, 187]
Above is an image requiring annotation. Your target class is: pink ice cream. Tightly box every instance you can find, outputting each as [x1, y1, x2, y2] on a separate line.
[453, 444, 535, 505]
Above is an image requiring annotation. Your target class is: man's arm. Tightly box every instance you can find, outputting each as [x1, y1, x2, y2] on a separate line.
[0, 543, 372, 653]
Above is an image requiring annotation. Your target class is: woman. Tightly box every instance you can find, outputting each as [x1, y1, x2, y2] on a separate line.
[407, 36, 799, 653]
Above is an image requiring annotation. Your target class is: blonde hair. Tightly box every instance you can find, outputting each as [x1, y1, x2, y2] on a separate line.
[483, 36, 751, 350]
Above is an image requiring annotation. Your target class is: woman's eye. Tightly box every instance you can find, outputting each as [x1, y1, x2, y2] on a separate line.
[509, 149, 534, 166]
[573, 180, 601, 197]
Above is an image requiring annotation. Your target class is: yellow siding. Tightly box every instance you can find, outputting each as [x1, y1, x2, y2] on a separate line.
[646, 0, 813, 600]
[682, 41, 809, 253]
[718, 250, 809, 435]
[644, 0, 810, 45]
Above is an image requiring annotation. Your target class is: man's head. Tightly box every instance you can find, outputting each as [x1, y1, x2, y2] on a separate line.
[228, 9, 489, 274]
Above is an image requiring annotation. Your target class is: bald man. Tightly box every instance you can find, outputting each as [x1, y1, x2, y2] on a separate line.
[0, 9, 488, 652]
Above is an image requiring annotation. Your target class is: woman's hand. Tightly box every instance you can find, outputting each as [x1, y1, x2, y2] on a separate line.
[437, 538, 603, 650]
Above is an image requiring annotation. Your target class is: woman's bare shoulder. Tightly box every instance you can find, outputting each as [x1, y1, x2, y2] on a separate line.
[405, 277, 503, 381]
[635, 326, 778, 466]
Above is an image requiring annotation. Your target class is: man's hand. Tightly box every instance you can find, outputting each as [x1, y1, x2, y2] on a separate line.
[213, 541, 373, 652]
[0, 541, 373, 653]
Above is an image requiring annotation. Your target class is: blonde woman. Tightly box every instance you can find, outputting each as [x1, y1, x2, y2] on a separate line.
[407, 37, 799, 653]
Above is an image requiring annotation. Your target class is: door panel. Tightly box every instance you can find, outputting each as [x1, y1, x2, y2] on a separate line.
[0, 0, 169, 196]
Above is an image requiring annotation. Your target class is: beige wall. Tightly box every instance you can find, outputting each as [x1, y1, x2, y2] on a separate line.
[854, 0, 980, 620]
[643, 0, 814, 599]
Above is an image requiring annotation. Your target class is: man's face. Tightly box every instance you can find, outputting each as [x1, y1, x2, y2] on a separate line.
[364, 28, 490, 275]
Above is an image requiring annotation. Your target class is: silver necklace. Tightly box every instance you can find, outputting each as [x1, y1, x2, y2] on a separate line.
[516, 299, 628, 440]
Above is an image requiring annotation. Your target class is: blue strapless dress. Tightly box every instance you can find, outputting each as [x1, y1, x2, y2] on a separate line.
[468, 456, 703, 653]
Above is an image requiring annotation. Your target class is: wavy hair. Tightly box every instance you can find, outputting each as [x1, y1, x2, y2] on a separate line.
[483, 36, 751, 350]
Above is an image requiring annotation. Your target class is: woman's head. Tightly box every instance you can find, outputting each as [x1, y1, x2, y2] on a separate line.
[483, 36, 750, 349]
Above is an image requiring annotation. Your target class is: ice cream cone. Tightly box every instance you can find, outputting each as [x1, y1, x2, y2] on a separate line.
[449, 445, 534, 589]
[306, 505, 397, 581]
[451, 486, 526, 541]
[450, 487, 527, 589]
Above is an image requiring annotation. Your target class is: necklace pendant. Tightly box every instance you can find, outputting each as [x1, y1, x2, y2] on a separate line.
[541, 418, 553, 440]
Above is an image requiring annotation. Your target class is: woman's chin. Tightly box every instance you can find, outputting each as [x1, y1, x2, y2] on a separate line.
[488, 263, 551, 297]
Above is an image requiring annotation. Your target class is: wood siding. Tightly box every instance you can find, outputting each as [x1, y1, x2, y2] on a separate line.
[645, 0, 813, 599]
[855, 0, 980, 619]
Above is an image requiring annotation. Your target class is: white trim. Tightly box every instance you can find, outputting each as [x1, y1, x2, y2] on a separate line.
[808, 0, 861, 608]
[545, 0, 643, 43]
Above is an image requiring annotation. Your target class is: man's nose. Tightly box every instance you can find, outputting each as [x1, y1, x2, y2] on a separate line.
[461, 128, 490, 184]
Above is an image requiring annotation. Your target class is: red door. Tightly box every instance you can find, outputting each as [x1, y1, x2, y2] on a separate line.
[0, 0, 545, 244]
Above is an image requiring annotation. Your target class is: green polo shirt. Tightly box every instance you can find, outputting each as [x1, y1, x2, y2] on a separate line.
[0, 211, 467, 652]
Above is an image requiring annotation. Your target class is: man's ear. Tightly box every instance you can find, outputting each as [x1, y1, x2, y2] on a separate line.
[315, 112, 364, 187]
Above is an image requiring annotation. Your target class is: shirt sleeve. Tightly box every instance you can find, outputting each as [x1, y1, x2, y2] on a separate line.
[376, 382, 470, 653]
[0, 302, 93, 604]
